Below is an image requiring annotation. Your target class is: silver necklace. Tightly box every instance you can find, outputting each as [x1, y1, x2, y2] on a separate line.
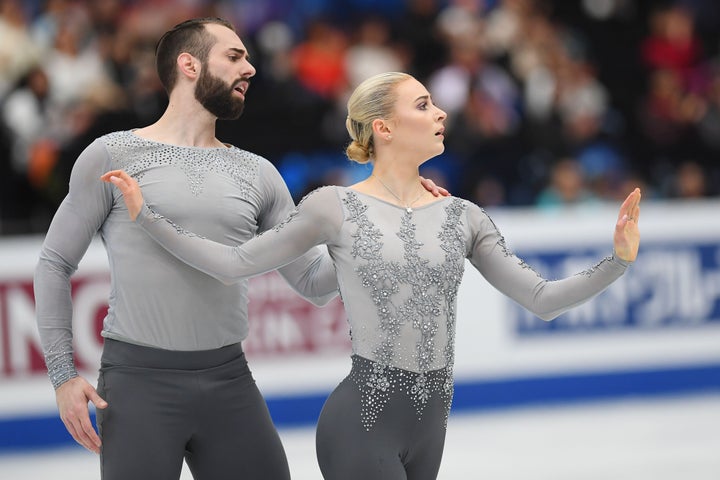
[373, 175, 424, 213]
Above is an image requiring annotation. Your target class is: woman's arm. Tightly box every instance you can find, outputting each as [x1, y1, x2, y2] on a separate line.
[254, 162, 338, 305]
[468, 189, 641, 320]
[101, 170, 341, 285]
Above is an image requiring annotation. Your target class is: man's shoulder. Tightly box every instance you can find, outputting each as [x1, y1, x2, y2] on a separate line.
[97, 130, 134, 145]
[224, 146, 283, 185]
[225, 145, 272, 166]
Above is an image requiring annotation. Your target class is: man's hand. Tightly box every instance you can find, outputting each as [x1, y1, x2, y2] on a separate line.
[420, 176, 450, 197]
[56, 376, 108, 454]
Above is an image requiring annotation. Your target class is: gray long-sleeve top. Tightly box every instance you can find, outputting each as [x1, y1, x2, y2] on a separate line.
[34, 131, 338, 389]
[134, 185, 630, 376]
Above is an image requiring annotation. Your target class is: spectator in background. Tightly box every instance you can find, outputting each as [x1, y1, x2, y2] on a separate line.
[291, 18, 347, 100]
[43, 17, 112, 110]
[0, 65, 53, 233]
[641, 5, 703, 78]
[536, 157, 599, 209]
[1, 66, 52, 179]
[28, 0, 72, 51]
[0, 0, 43, 98]
[667, 160, 710, 198]
[483, 0, 534, 60]
[637, 68, 699, 149]
[344, 15, 406, 90]
[396, 0, 446, 79]
[555, 53, 609, 150]
[428, 31, 522, 205]
[697, 68, 720, 152]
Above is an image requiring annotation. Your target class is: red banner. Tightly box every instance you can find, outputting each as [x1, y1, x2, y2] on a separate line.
[0, 271, 349, 378]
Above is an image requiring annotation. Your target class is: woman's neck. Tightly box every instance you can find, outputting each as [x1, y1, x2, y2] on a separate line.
[370, 165, 425, 207]
[371, 161, 420, 190]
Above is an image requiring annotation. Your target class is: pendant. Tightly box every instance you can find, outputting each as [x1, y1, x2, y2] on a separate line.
[406, 207, 413, 213]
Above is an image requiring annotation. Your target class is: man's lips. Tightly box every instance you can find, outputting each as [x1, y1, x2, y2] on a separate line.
[234, 80, 250, 96]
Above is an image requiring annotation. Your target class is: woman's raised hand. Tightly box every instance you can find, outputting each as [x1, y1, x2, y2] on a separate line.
[100, 170, 144, 221]
[613, 187, 641, 262]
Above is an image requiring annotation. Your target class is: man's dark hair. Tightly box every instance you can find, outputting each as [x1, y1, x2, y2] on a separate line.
[155, 17, 236, 93]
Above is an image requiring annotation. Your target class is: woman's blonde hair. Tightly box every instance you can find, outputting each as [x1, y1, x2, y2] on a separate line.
[345, 72, 413, 164]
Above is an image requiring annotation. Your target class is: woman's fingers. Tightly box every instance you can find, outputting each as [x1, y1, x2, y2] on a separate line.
[100, 170, 143, 220]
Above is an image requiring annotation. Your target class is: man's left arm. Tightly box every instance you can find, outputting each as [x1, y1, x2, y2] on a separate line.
[257, 163, 339, 306]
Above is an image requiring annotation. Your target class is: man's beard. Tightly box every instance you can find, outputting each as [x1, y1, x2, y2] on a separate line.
[195, 68, 245, 120]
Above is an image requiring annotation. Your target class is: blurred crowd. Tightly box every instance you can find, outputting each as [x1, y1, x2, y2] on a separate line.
[1, 0, 719, 235]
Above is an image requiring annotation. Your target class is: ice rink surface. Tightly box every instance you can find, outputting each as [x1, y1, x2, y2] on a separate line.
[2, 392, 719, 480]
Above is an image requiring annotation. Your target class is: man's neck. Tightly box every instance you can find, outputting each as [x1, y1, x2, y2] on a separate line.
[135, 98, 225, 148]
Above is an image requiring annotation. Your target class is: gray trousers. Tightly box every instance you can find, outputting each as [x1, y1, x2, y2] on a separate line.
[96, 338, 290, 480]
[316, 356, 449, 480]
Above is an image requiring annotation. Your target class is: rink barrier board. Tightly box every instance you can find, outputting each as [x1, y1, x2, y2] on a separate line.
[2, 361, 719, 452]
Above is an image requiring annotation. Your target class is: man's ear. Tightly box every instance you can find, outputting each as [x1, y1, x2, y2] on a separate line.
[177, 52, 200, 79]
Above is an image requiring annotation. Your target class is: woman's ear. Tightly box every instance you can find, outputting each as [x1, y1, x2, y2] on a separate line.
[372, 118, 392, 138]
[177, 52, 200, 79]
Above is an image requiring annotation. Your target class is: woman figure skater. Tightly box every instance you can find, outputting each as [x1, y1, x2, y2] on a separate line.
[102, 72, 641, 480]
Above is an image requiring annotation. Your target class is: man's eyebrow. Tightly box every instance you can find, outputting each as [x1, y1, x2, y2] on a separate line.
[228, 47, 249, 60]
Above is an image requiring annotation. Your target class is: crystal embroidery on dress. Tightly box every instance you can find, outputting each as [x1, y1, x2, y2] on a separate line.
[145, 206, 207, 239]
[483, 208, 542, 276]
[268, 187, 322, 233]
[578, 255, 616, 277]
[343, 191, 467, 430]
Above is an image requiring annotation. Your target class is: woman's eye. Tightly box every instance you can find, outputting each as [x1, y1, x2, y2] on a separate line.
[418, 103, 428, 110]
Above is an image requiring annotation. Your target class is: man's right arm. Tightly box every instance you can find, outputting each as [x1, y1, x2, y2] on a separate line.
[34, 139, 114, 453]
[34, 139, 114, 389]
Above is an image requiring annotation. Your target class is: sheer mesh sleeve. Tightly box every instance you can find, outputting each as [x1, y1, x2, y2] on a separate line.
[135, 186, 344, 286]
[466, 203, 629, 320]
